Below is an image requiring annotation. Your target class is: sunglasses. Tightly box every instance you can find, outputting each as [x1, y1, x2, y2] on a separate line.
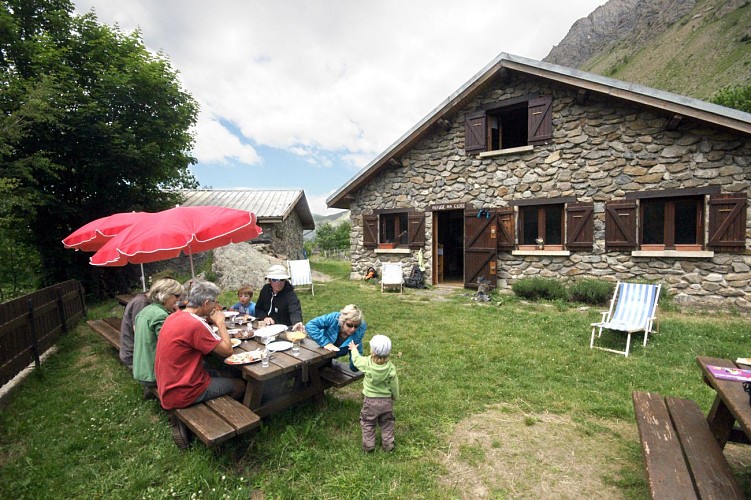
[345, 322, 360, 328]
[270, 278, 285, 283]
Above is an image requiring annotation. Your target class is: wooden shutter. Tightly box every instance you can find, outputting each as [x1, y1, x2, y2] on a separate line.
[496, 207, 515, 250]
[566, 202, 594, 250]
[408, 212, 425, 249]
[464, 208, 497, 289]
[363, 214, 378, 249]
[605, 200, 637, 250]
[708, 193, 747, 252]
[528, 96, 552, 144]
[464, 112, 486, 153]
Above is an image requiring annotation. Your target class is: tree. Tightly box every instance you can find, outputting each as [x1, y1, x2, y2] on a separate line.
[0, 0, 199, 295]
[712, 84, 751, 113]
[314, 221, 351, 255]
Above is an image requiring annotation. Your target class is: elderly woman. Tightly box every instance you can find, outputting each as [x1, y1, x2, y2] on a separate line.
[305, 304, 367, 371]
[255, 264, 304, 331]
[132, 278, 184, 394]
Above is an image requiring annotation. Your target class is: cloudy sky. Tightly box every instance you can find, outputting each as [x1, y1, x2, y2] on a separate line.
[72, 0, 605, 215]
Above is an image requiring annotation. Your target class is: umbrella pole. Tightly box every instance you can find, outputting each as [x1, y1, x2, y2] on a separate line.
[140, 263, 146, 292]
[189, 253, 195, 279]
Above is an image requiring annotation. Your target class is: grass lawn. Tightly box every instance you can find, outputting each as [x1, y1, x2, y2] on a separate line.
[1, 259, 750, 498]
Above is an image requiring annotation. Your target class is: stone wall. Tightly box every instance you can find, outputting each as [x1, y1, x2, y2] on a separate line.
[257, 211, 306, 260]
[347, 74, 751, 312]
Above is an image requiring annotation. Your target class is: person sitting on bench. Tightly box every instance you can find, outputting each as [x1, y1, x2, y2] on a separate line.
[154, 280, 245, 410]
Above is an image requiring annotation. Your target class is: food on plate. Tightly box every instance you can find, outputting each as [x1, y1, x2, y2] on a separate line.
[287, 331, 306, 342]
[224, 351, 261, 365]
[231, 338, 242, 348]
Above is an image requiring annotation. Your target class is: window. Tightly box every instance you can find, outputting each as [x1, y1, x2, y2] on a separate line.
[465, 95, 552, 153]
[505, 198, 593, 251]
[519, 205, 563, 246]
[362, 211, 425, 249]
[605, 189, 747, 252]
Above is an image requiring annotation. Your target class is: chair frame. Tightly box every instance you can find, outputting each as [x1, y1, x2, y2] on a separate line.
[590, 281, 661, 357]
[287, 259, 314, 295]
[381, 262, 403, 294]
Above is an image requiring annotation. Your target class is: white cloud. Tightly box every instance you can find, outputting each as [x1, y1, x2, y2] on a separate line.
[192, 114, 261, 165]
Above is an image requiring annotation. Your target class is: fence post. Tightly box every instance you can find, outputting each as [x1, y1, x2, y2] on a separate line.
[56, 286, 68, 335]
[27, 298, 40, 368]
[77, 281, 87, 319]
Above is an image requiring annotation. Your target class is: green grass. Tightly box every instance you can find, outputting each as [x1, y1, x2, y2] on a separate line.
[1, 258, 750, 498]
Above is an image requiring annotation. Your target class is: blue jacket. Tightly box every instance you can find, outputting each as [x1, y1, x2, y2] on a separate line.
[306, 312, 366, 370]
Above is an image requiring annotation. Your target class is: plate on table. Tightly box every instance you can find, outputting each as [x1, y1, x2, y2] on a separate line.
[736, 357, 751, 367]
[223, 310, 239, 318]
[231, 338, 242, 348]
[267, 340, 293, 352]
[255, 324, 288, 338]
[224, 350, 262, 365]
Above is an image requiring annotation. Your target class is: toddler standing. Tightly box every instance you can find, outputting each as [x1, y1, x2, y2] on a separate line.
[349, 334, 399, 452]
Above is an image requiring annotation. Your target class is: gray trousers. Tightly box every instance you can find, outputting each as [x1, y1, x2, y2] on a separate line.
[360, 397, 395, 451]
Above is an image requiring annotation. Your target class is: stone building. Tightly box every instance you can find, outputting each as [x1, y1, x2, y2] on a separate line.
[327, 53, 751, 312]
[179, 189, 315, 259]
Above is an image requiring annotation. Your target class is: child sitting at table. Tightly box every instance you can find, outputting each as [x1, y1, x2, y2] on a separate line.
[229, 285, 255, 316]
[348, 335, 399, 452]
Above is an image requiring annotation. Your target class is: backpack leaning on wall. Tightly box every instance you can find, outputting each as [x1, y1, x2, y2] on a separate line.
[404, 265, 425, 289]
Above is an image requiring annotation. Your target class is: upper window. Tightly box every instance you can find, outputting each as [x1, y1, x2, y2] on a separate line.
[464, 95, 553, 153]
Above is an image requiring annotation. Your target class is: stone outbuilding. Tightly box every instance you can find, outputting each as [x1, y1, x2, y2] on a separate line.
[327, 53, 751, 312]
[179, 189, 315, 259]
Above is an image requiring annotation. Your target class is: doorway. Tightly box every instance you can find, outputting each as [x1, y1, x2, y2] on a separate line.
[433, 209, 464, 285]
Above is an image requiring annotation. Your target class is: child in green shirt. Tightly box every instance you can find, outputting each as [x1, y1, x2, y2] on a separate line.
[349, 334, 399, 452]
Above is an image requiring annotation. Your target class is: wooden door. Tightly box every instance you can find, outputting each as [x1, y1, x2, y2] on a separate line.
[464, 208, 497, 289]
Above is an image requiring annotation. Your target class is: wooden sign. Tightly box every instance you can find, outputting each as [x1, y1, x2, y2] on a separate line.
[430, 202, 465, 211]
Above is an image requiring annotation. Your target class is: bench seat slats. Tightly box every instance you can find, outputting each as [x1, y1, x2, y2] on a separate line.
[665, 397, 745, 500]
[87, 319, 121, 351]
[205, 395, 261, 434]
[174, 404, 237, 446]
[320, 361, 364, 389]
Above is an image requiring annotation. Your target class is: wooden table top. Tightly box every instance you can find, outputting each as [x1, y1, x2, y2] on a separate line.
[696, 355, 751, 440]
[230, 333, 336, 381]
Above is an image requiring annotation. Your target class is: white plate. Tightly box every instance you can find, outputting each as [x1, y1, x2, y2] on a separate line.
[267, 340, 293, 352]
[223, 311, 239, 318]
[255, 324, 288, 337]
[224, 351, 262, 365]
[231, 338, 242, 348]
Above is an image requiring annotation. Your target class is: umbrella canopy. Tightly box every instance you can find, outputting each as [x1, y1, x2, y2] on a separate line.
[90, 206, 262, 277]
[62, 211, 149, 252]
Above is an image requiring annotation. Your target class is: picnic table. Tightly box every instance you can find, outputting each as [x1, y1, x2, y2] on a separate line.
[696, 356, 751, 447]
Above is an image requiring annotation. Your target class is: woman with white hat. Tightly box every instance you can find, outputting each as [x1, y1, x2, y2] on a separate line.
[255, 264, 304, 331]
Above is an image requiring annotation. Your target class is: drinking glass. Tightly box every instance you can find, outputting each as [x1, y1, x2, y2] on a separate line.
[292, 340, 300, 357]
[261, 348, 269, 367]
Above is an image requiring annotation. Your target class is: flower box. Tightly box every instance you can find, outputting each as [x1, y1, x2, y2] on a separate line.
[378, 242, 397, 249]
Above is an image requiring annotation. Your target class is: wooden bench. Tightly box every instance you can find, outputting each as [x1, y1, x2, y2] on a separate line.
[87, 317, 261, 450]
[632, 391, 744, 499]
[320, 360, 365, 389]
[115, 294, 135, 307]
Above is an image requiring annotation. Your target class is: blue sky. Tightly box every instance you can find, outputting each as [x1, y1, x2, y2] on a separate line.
[73, 0, 607, 215]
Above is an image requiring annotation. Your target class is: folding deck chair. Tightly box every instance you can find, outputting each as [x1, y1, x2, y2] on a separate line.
[381, 262, 404, 294]
[287, 259, 314, 295]
[590, 281, 661, 357]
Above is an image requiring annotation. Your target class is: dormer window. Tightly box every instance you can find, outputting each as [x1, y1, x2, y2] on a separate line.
[464, 95, 553, 153]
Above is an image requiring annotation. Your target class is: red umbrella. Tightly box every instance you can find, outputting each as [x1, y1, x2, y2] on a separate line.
[90, 206, 262, 278]
[62, 211, 149, 252]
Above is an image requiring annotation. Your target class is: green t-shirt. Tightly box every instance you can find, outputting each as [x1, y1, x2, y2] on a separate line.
[132, 303, 169, 383]
[351, 349, 399, 400]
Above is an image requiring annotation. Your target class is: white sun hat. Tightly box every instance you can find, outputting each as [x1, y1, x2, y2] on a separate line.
[369, 334, 392, 357]
[265, 264, 290, 280]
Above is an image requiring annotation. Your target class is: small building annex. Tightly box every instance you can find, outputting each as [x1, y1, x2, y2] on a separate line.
[327, 53, 751, 311]
[179, 189, 315, 259]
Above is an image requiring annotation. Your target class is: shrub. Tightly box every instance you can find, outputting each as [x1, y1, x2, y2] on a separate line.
[568, 279, 615, 306]
[512, 277, 568, 301]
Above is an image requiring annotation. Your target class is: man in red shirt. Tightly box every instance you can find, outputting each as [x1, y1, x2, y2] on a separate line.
[155, 280, 244, 410]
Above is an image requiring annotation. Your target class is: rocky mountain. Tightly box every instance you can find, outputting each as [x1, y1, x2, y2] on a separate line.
[544, 0, 751, 100]
[306, 210, 350, 240]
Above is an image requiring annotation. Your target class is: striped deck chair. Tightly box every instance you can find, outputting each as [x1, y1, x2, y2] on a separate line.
[590, 282, 661, 357]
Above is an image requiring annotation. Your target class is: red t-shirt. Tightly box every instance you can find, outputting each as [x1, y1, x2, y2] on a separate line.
[155, 310, 221, 410]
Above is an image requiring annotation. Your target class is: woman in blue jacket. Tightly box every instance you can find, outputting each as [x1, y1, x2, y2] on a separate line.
[306, 304, 366, 371]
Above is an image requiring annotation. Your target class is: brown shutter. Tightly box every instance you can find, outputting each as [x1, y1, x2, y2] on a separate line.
[605, 200, 637, 250]
[464, 112, 486, 153]
[408, 212, 426, 249]
[363, 214, 378, 249]
[566, 202, 593, 250]
[708, 193, 747, 252]
[496, 207, 515, 250]
[528, 96, 552, 144]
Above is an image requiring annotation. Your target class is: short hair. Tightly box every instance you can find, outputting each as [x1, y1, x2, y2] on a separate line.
[238, 285, 254, 297]
[337, 304, 363, 327]
[148, 278, 184, 305]
[186, 280, 220, 307]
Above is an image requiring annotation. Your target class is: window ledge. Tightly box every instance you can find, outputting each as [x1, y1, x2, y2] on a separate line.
[632, 250, 715, 258]
[478, 145, 534, 158]
[374, 248, 411, 255]
[512, 250, 571, 257]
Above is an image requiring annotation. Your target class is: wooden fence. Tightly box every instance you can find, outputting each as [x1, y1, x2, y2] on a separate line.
[0, 280, 86, 387]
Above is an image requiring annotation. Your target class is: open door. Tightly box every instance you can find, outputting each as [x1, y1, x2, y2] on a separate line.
[464, 208, 497, 289]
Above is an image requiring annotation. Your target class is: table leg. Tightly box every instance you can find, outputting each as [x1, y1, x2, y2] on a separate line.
[243, 380, 264, 410]
[309, 364, 326, 408]
[707, 394, 735, 448]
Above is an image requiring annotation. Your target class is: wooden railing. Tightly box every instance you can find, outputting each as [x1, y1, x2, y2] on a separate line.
[0, 280, 86, 387]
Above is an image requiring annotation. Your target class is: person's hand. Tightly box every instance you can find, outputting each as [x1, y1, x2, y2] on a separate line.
[324, 343, 339, 352]
[348, 341, 358, 352]
[209, 308, 224, 325]
[292, 322, 304, 332]
[263, 317, 275, 325]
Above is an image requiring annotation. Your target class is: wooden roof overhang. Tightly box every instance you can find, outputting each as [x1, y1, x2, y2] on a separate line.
[327, 53, 751, 210]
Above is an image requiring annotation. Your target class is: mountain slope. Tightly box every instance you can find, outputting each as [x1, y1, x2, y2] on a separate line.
[545, 0, 751, 101]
